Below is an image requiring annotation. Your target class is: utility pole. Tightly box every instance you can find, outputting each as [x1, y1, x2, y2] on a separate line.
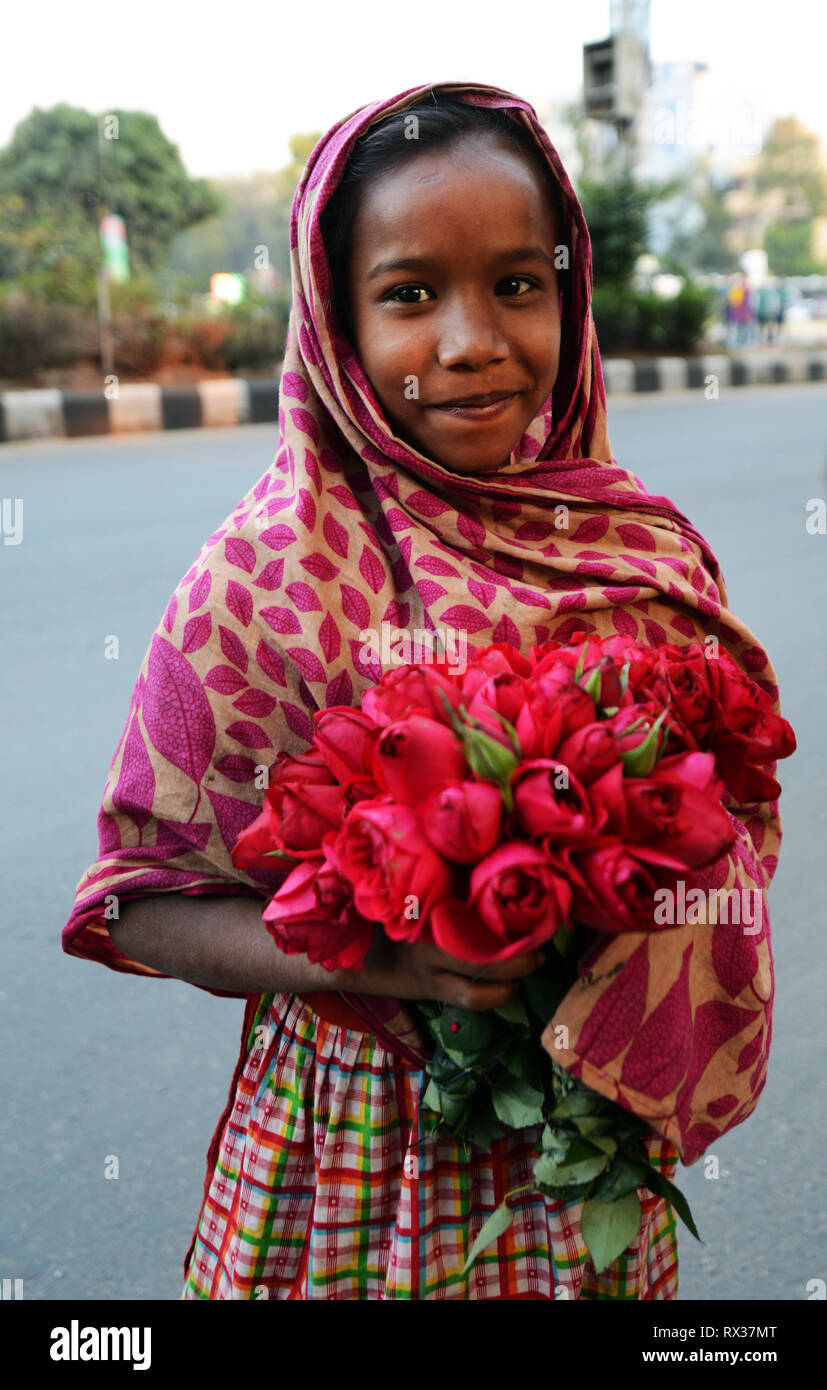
[96, 113, 115, 379]
[583, 0, 651, 175]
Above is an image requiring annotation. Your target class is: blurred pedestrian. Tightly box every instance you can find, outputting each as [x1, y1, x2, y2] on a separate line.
[757, 281, 781, 344]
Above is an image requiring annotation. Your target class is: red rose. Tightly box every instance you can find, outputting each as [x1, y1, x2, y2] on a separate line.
[515, 684, 594, 757]
[261, 853, 375, 972]
[624, 752, 736, 867]
[421, 780, 503, 863]
[429, 842, 571, 964]
[231, 748, 341, 869]
[313, 707, 381, 785]
[566, 842, 694, 934]
[464, 672, 531, 749]
[361, 664, 463, 727]
[512, 759, 609, 847]
[555, 721, 621, 784]
[333, 799, 453, 938]
[371, 714, 468, 804]
[454, 643, 533, 694]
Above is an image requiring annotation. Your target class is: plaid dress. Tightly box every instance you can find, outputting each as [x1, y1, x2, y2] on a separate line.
[181, 991, 679, 1300]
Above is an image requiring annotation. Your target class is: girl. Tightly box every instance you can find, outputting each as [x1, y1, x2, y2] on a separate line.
[62, 81, 785, 1300]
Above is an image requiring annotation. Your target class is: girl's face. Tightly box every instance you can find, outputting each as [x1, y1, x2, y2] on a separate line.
[346, 135, 562, 475]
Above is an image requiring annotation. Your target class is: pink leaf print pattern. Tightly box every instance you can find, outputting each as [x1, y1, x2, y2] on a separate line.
[279, 701, 315, 744]
[206, 787, 264, 856]
[255, 639, 287, 687]
[163, 593, 177, 634]
[296, 487, 316, 529]
[214, 754, 259, 783]
[323, 513, 350, 559]
[226, 720, 273, 749]
[300, 553, 340, 582]
[326, 670, 353, 705]
[204, 665, 248, 695]
[224, 538, 257, 574]
[253, 560, 285, 591]
[340, 583, 371, 629]
[260, 605, 303, 636]
[260, 524, 298, 551]
[182, 614, 211, 653]
[112, 713, 156, 829]
[492, 613, 521, 646]
[575, 938, 650, 1067]
[284, 581, 322, 612]
[616, 523, 657, 552]
[188, 570, 212, 611]
[219, 624, 249, 672]
[359, 544, 386, 594]
[232, 688, 279, 717]
[319, 611, 341, 664]
[286, 647, 327, 684]
[226, 579, 253, 628]
[570, 515, 610, 544]
[439, 604, 493, 634]
[143, 634, 217, 787]
[620, 944, 694, 1099]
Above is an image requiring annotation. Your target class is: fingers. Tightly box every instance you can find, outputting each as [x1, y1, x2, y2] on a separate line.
[417, 941, 543, 981]
[430, 970, 519, 1013]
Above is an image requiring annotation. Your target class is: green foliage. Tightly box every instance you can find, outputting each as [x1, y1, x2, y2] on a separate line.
[0, 103, 222, 307]
[591, 281, 714, 354]
[764, 220, 824, 276]
[0, 286, 91, 376]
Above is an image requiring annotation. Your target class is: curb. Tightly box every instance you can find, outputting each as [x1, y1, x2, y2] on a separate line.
[1, 353, 826, 445]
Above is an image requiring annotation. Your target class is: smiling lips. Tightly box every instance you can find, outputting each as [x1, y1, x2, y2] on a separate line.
[429, 389, 520, 421]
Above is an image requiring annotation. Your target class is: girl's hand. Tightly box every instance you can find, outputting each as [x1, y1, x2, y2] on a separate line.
[344, 929, 544, 1011]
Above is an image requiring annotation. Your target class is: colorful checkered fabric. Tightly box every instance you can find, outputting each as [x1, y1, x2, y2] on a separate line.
[181, 992, 679, 1300]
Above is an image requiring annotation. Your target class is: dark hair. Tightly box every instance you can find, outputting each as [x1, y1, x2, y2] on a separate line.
[319, 94, 569, 344]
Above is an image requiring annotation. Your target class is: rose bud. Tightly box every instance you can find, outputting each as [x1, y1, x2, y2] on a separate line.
[421, 780, 503, 863]
[512, 759, 608, 847]
[361, 664, 463, 727]
[429, 842, 571, 964]
[314, 707, 380, 784]
[371, 714, 467, 804]
[555, 721, 620, 784]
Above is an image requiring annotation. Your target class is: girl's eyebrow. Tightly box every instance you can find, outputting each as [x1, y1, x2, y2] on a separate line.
[366, 244, 557, 282]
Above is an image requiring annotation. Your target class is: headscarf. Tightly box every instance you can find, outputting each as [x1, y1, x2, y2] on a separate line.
[62, 80, 785, 1167]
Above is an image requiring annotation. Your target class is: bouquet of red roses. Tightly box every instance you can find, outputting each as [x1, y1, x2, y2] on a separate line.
[231, 632, 795, 1273]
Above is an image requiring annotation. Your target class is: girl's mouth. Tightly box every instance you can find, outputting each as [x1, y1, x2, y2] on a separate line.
[429, 393, 518, 422]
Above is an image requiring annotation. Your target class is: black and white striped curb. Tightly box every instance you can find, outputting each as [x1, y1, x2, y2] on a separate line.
[1, 352, 825, 444]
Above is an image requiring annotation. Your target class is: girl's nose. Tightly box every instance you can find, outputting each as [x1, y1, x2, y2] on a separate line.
[435, 293, 509, 369]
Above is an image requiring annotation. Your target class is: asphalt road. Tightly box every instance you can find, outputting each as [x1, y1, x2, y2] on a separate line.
[1, 383, 824, 1302]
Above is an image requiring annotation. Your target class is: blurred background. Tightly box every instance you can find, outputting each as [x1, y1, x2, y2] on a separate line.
[1, 0, 827, 394]
[1, 0, 824, 1307]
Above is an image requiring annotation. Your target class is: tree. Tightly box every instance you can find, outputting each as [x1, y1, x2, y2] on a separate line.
[164, 131, 322, 291]
[756, 116, 827, 274]
[0, 104, 222, 302]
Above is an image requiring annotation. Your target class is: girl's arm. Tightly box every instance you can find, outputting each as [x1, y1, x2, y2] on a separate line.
[108, 893, 540, 1008]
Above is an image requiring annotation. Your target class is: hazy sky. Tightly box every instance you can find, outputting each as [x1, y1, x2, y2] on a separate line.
[4, 0, 823, 178]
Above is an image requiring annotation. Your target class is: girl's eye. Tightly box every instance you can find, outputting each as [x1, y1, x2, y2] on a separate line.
[385, 285, 433, 304]
[497, 275, 537, 296]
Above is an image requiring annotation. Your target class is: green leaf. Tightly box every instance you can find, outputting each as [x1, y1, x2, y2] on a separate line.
[642, 1166, 701, 1241]
[436, 1008, 496, 1054]
[581, 664, 602, 701]
[493, 995, 531, 1026]
[591, 1152, 649, 1204]
[461, 1200, 516, 1276]
[422, 1079, 442, 1114]
[491, 1074, 546, 1129]
[464, 726, 520, 784]
[620, 708, 668, 777]
[552, 1091, 604, 1120]
[581, 1193, 643, 1273]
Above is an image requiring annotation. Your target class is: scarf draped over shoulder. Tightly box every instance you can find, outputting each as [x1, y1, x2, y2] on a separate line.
[62, 81, 786, 1167]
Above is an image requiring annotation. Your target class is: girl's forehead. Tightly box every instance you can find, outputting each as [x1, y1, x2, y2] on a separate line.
[351, 141, 559, 240]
